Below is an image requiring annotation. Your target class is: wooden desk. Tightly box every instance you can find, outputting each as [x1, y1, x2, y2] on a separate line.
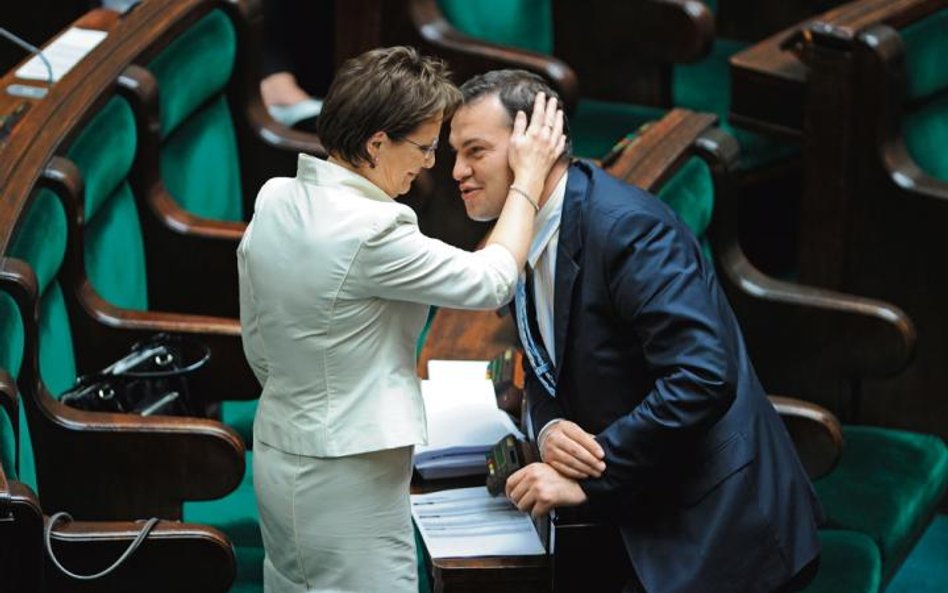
[416, 307, 549, 593]
[728, 0, 938, 137]
[0, 0, 210, 253]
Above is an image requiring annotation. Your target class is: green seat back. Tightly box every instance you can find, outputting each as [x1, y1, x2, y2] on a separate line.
[67, 96, 149, 312]
[436, 0, 553, 54]
[813, 425, 948, 579]
[802, 530, 882, 593]
[148, 9, 243, 221]
[2, 188, 79, 491]
[900, 9, 948, 182]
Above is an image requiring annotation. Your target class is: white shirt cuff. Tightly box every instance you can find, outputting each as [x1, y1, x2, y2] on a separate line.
[536, 418, 565, 461]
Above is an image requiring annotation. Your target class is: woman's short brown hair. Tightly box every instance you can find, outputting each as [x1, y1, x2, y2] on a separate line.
[317, 46, 461, 166]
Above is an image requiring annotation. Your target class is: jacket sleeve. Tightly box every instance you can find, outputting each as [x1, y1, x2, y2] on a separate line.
[237, 222, 269, 388]
[349, 210, 519, 310]
[578, 211, 737, 512]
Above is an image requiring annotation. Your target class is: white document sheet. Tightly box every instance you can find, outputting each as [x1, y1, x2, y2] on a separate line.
[16, 28, 108, 83]
[427, 359, 491, 382]
[411, 486, 546, 558]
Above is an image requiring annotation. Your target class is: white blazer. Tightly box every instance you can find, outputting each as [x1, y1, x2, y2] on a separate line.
[238, 154, 518, 457]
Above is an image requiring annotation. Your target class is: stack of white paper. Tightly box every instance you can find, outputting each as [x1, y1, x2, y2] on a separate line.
[415, 360, 523, 479]
[411, 486, 546, 558]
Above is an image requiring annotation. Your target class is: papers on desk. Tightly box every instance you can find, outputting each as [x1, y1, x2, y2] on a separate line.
[415, 360, 523, 479]
[16, 28, 108, 83]
[411, 486, 546, 558]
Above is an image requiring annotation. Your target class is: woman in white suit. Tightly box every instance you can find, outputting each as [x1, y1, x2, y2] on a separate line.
[238, 46, 565, 593]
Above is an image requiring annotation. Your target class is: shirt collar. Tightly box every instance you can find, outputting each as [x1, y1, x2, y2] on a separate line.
[296, 153, 393, 203]
[527, 171, 568, 268]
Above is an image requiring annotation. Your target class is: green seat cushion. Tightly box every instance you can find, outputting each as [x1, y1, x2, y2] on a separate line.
[66, 96, 137, 220]
[147, 9, 237, 137]
[9, 189, 68, 299]
[801, 530, 881, 593]
[436, 0, 553, 54]
[885, 513, 948, 593]
[222, 399, 257, 447]
[571, 99, 665, 160]
[656, 155, 714, 239]
[82, 182, 149, 311]
[903, 92, 948, 183]
[230, 544, 264, 593]
[813, 426, 948, 578]
[160, 94, 243, 221]
[183, 452, 260, 548]
[150, 9, 243, 222]
[902, 9, 948, 104]
[900, 9, 948, 183]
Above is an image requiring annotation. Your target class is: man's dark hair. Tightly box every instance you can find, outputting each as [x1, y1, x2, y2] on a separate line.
[318, 46, 461, 166]
[459, 69, 572, 158]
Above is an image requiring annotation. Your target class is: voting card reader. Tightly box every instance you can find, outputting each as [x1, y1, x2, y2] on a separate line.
[486, 434, 539, 495]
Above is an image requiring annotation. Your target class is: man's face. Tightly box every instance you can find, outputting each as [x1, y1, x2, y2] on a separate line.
[449, 94, 515, 222]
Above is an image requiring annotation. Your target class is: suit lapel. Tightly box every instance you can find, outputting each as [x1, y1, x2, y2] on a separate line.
[553, 162, 590, 377]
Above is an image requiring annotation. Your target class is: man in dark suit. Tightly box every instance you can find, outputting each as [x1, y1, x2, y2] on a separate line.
[448, 70, 823, 593]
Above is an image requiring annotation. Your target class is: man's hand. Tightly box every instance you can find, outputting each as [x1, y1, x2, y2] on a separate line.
[540, 420, 606, 479]
[506, 462, 588, 517]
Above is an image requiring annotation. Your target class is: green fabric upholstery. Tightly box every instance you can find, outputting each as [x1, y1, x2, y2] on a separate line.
[184, 452, 260, 548]
[67, 97, 137, 220]
[801, 530, 881, 593]
[886, 514, 948, 593]
[436, 0, 553, 54]
[5, 188, 78, 492]
[571, 99, 665, 159]
[82, 183, 149, 311]
[148, 9, 243, 222]
[813, 426, 948, 579]
[65, 96, 149, 311]
[147, 10, 237, 137]
[901, 9, 948, 104]
[656, 156, 714, 239]
[221, 399, 256, 449]
[159, 95, 244, 221]
[230, 545, 264, 593]
[900, 9, 948, 183]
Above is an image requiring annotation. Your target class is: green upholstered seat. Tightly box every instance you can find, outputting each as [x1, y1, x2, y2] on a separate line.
[147, 9, 243, 222]
[813, 426, 948, 580]
[800, 530, 882, 593]
[900, 8, 948, 182]
[146, 9, 256, 441]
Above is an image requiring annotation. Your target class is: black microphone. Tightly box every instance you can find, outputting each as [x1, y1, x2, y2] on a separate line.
[0, 26, 54, 99]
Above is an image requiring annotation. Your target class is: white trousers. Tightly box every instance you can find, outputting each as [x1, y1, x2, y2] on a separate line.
[253, 438, 417, 593]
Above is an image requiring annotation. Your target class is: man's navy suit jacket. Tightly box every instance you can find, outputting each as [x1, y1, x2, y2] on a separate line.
[525, 161, 823, 593]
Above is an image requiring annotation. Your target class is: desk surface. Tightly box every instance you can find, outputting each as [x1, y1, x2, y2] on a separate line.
[415, 306, 548, 593]
[0, 0, 209, 253]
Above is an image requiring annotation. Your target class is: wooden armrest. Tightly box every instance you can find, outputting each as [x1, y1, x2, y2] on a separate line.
[604, 108, 719, 191]
[0, 262, 245, 519]
[0, 474, 44, 593]
[72, 282, 258, 403]
[45, 519, 236, 593]
[404, 0, 579, 110]
[809, 0, 939, 40]
[768, 395, 843, 479]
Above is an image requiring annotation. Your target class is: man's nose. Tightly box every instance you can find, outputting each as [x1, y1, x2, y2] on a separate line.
[453, 156, 470, 181]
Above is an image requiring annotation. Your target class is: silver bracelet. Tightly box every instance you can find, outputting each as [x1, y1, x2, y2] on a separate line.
[508, 185, 539, 212]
